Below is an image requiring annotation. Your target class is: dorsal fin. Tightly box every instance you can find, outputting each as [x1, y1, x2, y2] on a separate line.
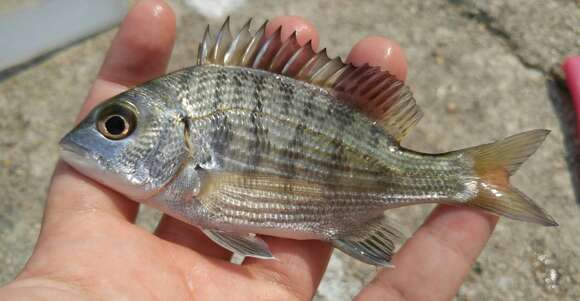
[197, 18, 422, 140]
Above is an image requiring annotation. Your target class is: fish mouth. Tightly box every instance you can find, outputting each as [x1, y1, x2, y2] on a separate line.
[58, 132, 153, 202]
[58, 134, 130, 195]
[59, 136, 86, 155]
[59, 133, 103, 172]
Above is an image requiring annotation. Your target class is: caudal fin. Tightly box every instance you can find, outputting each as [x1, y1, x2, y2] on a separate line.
[461, 129, 558, 226]
[469, 184, 557, 226]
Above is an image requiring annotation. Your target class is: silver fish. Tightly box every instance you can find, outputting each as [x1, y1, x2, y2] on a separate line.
[59, 18, 557, 266]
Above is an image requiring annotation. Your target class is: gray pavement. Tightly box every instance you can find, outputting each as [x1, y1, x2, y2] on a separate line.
[1, 1, 578, 300]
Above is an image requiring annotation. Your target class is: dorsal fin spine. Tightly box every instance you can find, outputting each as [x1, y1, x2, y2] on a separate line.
[211, 16, 232, 64]
[280, 40, 315, 76]
[311, 57, 343, 86]
[336, 63, 366, 87]
[224, 18, 252, 65]
[325, 65, 353, 87]
[240, 20, 267, 66]
[252, 26, 281, 69]
[270, 31, 299, 72]
[198, 25, 211, 65]
[297, 48, 330, 80]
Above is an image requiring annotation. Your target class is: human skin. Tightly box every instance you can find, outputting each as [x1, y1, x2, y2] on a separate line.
[0, 1, 497, 300]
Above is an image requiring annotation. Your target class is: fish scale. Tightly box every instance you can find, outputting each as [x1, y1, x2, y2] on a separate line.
[163, 65, 474, 232]
[185, 66, 457, 174]
[59, 18, 557, 266]
[178, 66, 467, 189]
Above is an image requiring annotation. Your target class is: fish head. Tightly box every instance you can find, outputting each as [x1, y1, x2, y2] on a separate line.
[59, 88, 188, 201]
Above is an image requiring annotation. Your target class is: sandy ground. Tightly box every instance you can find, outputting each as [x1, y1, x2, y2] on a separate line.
[1, 0, 579, 300]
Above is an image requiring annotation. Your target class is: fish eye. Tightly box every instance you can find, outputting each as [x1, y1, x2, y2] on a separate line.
[97, 103, 137, 140]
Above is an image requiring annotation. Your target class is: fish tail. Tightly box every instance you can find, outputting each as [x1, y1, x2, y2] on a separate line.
[461, 129, 558, 226]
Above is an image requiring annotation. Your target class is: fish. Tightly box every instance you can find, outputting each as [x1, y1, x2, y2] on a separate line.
[59, 17, 558, 267]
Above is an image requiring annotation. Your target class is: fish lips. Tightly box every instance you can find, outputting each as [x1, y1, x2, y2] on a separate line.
[59, 127, 109, 175]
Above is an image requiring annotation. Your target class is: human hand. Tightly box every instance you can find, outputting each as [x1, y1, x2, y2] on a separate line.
[0, 1, 497, 300]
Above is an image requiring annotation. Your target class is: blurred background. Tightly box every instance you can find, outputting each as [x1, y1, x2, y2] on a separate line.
[0, 0, 579, 300]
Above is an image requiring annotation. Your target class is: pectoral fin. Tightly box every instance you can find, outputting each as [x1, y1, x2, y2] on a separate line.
[202, 229, 274, 259]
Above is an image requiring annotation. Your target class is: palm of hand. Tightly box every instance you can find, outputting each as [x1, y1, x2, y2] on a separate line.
[0, 1, 498, 300]
[24, 186, 295, 300]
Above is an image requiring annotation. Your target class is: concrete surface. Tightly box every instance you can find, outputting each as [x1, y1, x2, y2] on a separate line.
[1, 0, 579, 300]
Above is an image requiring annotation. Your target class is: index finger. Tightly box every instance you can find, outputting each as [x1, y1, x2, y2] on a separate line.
[78, 0, 176, 121]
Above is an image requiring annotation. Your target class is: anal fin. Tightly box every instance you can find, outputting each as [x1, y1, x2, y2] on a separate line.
[332, 216, 404, 267]
[202, 229, 274, 259]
